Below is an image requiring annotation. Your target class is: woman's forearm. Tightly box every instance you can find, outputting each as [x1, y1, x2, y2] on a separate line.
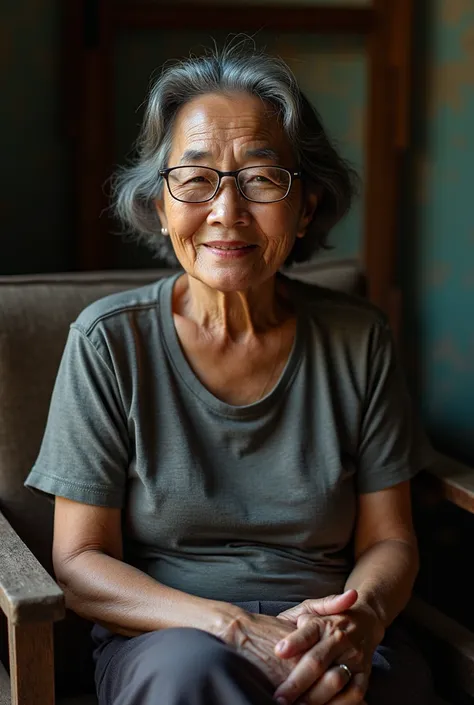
[57, 549, 241, 638]
[344, 538, 419, 628]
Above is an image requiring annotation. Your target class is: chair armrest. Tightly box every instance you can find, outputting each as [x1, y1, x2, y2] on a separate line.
[405, 595, 474, 700]
[425, 452, 474, 514]
[0, 510, 65, 624]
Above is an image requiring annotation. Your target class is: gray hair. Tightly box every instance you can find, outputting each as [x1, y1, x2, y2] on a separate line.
[112, 39, 358, 265]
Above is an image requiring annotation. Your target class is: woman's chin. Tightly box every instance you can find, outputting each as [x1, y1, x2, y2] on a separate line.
[189, 263, 267, 293]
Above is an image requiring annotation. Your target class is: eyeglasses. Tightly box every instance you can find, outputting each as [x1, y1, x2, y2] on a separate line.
[159, 165, 302, 204]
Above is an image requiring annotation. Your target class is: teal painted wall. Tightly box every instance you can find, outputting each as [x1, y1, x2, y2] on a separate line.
[404, 0, 474, 464]
[1, 1, 473, 461]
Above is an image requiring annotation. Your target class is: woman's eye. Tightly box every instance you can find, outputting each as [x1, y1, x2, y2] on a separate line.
[249, 175, 271, 183]
[185, 176, 208, 184]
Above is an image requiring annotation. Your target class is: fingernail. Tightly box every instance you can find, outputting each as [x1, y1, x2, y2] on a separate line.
[276, 699, 287, 705]
[276, 640, 287, 652]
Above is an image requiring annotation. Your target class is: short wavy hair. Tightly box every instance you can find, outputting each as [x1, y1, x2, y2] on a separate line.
[112, 39, 358, 265]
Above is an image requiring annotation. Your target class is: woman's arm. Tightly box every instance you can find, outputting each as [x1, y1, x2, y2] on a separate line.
[345, 479, 419, 628]
[54, 496, 356, 691]
[52, 496, 242, 638]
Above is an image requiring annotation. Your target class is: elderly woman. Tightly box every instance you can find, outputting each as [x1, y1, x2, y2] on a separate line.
[26, 44, 438, 705]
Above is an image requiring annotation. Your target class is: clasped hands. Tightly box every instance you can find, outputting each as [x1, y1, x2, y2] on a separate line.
[225, 589, 385, 705]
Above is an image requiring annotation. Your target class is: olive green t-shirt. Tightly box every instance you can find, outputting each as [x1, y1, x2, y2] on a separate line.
[25, 273, 432, 602]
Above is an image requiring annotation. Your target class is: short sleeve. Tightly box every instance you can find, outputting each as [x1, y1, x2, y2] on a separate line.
[357, 320, 435, 493]
[24, 324, 129, 507]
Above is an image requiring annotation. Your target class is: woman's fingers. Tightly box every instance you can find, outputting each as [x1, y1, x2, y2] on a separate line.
[275, 615, 321, 658]
[273, 628, 349, 704]
[277, 591, 358, 624]
[302, 670, 368, 705]
[334, 645, 365, 671]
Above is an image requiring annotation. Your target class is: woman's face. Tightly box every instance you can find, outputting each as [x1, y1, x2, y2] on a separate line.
[156, 92, 317, 292]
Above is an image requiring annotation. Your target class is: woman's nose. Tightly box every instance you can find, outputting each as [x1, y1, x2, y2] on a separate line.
[206, 177, 251, 228]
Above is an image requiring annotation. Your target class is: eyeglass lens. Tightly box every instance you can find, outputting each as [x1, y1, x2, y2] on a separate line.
[167, 166, 291, 203]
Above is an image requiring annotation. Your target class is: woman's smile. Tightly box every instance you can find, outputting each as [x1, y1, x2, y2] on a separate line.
[202, 240, 258, 259]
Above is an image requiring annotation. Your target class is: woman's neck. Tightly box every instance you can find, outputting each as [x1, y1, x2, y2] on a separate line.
[175, 274, 289, 342]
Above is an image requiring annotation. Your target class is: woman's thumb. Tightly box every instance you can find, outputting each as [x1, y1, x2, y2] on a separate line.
[277, 589, 358, 621]
[318, 589, 358, 614]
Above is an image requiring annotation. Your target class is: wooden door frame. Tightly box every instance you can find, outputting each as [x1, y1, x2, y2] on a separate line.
[67, 1, 413, 334]
[365, 0, 414, 337]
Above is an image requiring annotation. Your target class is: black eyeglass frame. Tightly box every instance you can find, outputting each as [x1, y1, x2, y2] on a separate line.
[159, 165, 302, 203]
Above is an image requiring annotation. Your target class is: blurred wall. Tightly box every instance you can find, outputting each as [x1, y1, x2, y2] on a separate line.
[0, 0, 473, 462]
[403, 0, 474, 464]
[1, 0, 74, 274]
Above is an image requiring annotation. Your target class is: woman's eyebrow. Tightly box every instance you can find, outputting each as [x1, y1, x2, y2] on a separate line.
[245, 147, 280, 161]
[178, 147, 281, 164]
[179, 149, 212, 164]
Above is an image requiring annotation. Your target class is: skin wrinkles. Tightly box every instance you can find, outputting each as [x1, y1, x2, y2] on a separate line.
[156, 92, 318, 343]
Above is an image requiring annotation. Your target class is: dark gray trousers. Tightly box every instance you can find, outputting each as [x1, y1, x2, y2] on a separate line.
[92, 601, 439, 705]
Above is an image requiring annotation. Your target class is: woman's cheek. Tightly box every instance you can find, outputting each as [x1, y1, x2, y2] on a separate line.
[172, 233, 198, 264]
[257, 210, 298, 253]
[167, 212, 199, 245]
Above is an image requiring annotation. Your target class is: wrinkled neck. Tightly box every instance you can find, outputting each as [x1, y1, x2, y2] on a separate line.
[178, 274, 285, 341]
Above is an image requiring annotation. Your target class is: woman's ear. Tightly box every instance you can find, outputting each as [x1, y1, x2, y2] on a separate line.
[296, 191, 319, 239]
[155, 198, 168, 233]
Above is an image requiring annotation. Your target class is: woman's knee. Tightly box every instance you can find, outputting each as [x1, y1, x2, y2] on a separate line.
[99, 627, 276, 705]
[126, 627, 242, 685]
[99, 628, 230, 703]
[152, 627, 234, 671]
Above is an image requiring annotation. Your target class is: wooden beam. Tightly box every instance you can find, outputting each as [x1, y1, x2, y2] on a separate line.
[389, 0, 414, 151]
[364, 0, 394, 315]
[114, 4, 375, 32]
[364, 0, 413, 320]
[76, 0, 115, 270]
[60, 0, 82, 140]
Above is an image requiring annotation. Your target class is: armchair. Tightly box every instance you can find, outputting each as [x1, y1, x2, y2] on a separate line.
[1, 263, 472, 704]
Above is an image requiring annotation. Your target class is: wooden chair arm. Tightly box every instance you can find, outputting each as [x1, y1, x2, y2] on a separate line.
[0, 510, 65, 705]
[405, 595, 474, 703]
[0, 510, 64, 625]
[425, 452, 474, 515]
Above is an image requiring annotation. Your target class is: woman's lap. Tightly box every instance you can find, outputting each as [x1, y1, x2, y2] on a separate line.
[92, 601, 439, 705]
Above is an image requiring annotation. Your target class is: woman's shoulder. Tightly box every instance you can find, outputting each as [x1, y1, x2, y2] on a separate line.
[284, 274, 388, 333]
[73, 275, 174, 337]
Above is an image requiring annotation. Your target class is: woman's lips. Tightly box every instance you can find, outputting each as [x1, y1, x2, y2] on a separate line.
[203, 242, 257, 258]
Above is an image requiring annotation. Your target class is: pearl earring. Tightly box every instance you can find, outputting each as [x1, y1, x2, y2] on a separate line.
[161, 227, 168, 236]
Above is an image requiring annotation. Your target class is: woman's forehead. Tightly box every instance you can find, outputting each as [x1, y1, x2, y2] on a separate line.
[169, 93, 292, 162]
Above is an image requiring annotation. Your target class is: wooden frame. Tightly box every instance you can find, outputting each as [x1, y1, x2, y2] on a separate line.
[421, 453, 474, 516]
[67, 0, 413, 332]
[365, 0, 414, 334]
[0, 511, 64, 705]
[405, 596, 474, 702]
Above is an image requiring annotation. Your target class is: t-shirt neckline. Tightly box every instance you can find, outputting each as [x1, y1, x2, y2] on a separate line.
[160, 273, 305, 418]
